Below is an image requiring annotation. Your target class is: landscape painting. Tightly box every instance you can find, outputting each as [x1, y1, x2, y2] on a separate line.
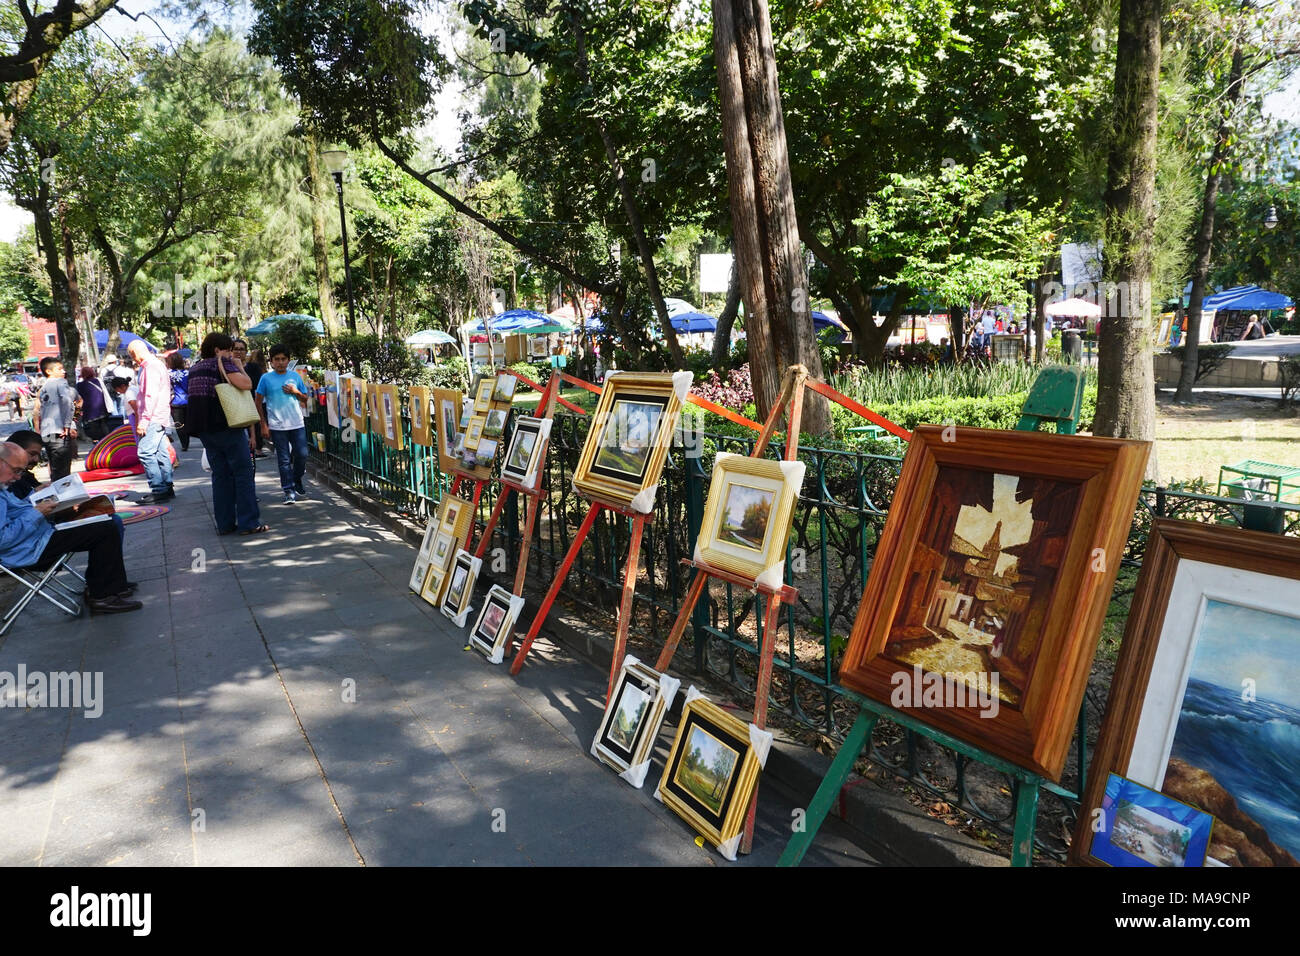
[717, 482, 774, 553]
[484, 409, 507, 438]
[492, 375, 517, 402]
[593, 399, 662, 479]
[506, 430, 537, 474]
[479, 601, 506, 640]
[1091, 773, 1213, 868]
[608, 681, 650, 752]
[674, 724, 739, 818]
[882, 467, 1081, 709]
[447, 566, 468, 608]
[1161, 600, 1300, 866]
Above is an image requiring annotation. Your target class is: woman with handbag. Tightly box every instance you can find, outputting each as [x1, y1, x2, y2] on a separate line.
[186, 332, 269, 535]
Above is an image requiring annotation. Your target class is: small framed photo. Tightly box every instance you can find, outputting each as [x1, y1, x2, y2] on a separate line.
[483, 407, 508, 439]
[409, 520, 439, 593]
[440, 550, 482, 626]
[1088, 774, 1215, 868]
[433, 387, 463, 471]
[592, 656, 679, 787]
[572, 371, 691, 512]
[657, 692, 770, 860]
[696, 454, 805, 589]
[501, 416, 551, 488]
[491, 374, 517, 403]
[473, 376, 496, 413]
[409, 385, 432, 447]
[468, 585, 526, 664]
[432, 531, 455, 565]
[464, 415, 486, 450]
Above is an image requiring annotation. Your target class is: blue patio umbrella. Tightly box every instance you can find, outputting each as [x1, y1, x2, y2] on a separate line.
[93, 330, 157, 353]
[670, 312, 718, 333]
[462, 309, 551, 334]
[245, 314, 325, 335]
[405, 329, 458, 346]
[812, 310, 848, 331]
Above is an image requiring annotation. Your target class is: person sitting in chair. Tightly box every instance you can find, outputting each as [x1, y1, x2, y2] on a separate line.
[0, 442, 139, 614]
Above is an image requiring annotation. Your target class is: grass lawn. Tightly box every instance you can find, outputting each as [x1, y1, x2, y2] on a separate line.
[1150, 392, 1300, 486]
[511, 386, 598, 414]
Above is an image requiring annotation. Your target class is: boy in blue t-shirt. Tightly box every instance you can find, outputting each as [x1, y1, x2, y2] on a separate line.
[255, 343, 311, 504]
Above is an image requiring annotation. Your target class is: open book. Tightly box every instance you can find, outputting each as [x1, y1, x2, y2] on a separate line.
[30, 474, 92, 514]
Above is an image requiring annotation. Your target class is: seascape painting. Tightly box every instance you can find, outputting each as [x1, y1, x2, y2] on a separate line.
[593, 399, 662, 479]
[674, 724, 739, 817]
[1161, 600, 1300, 866]
[882, 467, 1081, 708]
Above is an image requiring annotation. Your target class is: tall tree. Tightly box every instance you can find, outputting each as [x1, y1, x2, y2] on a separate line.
[1094, 0, 1162, 478]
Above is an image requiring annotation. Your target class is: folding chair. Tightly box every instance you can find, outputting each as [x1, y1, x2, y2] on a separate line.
[0, 553, 86, 636]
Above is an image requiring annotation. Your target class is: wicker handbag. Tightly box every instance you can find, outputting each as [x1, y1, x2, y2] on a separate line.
[215, 356, 259, 428]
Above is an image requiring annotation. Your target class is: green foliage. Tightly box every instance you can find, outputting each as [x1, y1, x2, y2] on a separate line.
[859, 385, 1098, 434]
[264, 318, 321, 363]
[0, 309, 29, 365]
[322, 333, 425, 385]
[829, 361, 1065, 407]
[506, 360, 551, 390]
[427, 356, 469, 391]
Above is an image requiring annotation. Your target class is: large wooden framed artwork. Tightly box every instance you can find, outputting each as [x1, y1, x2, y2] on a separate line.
[838, 425, 1149, 780]
[367, 382, 385, 437]
[571, 371, 692, 512]
[1071, 520, 1300, 867]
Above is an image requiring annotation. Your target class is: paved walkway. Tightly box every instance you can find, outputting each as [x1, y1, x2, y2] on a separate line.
[0, 443, 872, 866]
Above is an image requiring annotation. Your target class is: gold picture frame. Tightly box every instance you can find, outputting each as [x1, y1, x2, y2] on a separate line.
[657, 693, 767, 859]
[433, 387, 463, 473]
[695, 454, 805, 588]
[464, 415, 486, 450]
[418, 495, 474, 607]
[367, 382, 384, 436]
[350, 378, 368, 434]
[571, 371, 691, 512]
[376, 383, 403, 450]
[473, 376, 495, 414]
[409, 385, 432, 446]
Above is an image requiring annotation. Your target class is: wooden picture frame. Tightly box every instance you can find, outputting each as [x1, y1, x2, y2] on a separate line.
[464, 415, 486, 450]
[409, 520, 439, 593]
[367, 382, 384, 437]
[571, 370, 691, 512]
[433, 387, 463, 473]
[592, 656, 678, 787]
[468, 585, 526, 664]
[657, 692, 767, 858]
[473, 376, 496, 414]
[695, 454, 805, 589]
[418, 496, 474, 607]
[1070, 520, 1300, 866]
[349, 378, 368, 434]
[376, 383, 403, 449]
[409, 385, 432, 446]
[838, 425, 1149, 780]
[501, 416, 551, 489]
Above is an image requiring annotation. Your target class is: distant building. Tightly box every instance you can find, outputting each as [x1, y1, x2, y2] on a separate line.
[17, 307, 60, 369]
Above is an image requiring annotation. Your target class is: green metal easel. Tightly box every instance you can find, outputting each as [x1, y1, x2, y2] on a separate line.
[779, 366, 1092, 868]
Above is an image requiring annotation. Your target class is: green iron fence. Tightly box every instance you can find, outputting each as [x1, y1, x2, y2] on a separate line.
[306, 401, 1300, 860]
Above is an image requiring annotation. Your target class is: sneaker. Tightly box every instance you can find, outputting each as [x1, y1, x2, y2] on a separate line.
[293, 487, 310, 499]
[282, 491, 298, 504]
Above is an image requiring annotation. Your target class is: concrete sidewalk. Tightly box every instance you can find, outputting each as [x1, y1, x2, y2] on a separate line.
[0, 444, 873, 867]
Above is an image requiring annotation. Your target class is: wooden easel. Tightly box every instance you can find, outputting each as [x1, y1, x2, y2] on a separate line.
[468, 374, 561, 596]
[652, 364, 808, 854]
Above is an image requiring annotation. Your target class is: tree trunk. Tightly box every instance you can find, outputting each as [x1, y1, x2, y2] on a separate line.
[28, 177, 77, 363]
[710, 256, 742, 373]
[1177, 44, 1244, 403]
[713, 0, 828, 432]
[57, 200, 83, 369]
[1095, 0, 1161, 479]
[304, 129, 339, 335]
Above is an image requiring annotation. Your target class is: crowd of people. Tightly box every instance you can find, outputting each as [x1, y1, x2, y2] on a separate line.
[0, 333, 319, 616]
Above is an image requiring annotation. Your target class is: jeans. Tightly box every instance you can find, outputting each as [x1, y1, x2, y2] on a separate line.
[270, 427, 309, 493]
[136, 423, 174, 494]
[170, 404, 189, 450]
[43, 435, 77, 481]
[199, 428, 261, 532]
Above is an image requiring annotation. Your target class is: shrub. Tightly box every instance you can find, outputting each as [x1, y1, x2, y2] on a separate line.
[506, 360, 551, 390]
[1167, 343, 1233, 382]
[426, 356, 469, 391]
[264, 317, 320, 363]
[692, 363, 754, 409]
[322, 333, 426, 385]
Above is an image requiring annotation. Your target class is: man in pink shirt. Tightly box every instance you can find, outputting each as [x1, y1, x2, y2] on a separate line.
[127, 340, 175, 503]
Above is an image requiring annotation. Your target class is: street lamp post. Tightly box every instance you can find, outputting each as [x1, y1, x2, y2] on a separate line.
[322, 149, 358, 335]
[1264, 205, 1279, 230]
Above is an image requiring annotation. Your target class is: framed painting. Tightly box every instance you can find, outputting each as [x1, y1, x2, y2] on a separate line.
[337, 373, 351, 422]
[433, 387, 463, 472]
[1086, 773, 1215, 868]
[458, 397, 473, 430]
[656, 691, 771, 860]
[473, 376, 496, 414]
[324, 371, 341, 428]
[377, 383, 403, 449]
[440, 550, 482, 626]
[468, 585, 526, 664]
[464, 415, 486, 450]
[592, 656, 680, 788]
[409, 385, 432, 447]
[417, 496, 474, 607]
[483, 407, 508, 439]
[838, 425, 1149, 780]
[367, 382, 384, 437]
[695, 454, 806, 589]
[1071, 520, 1300, 867]
[571, 370, 692, 512]
[349, 378, 368, 434]
[501, 416, 551, 489]
[409, 520, 439, 594]
[492, 374, 517, 403]
[474, 438, 498, 462]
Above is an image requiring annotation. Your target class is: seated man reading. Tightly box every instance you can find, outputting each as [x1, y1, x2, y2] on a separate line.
[0, 442, 140, 614]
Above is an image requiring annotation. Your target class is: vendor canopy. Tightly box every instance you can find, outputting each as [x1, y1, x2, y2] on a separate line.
[405, 329, 458, 346]
[1202, 285, 1294, 312]
[1045, 297, 1103, 317]
[93, 330, 157, 352]
[462, 309, 550, 334]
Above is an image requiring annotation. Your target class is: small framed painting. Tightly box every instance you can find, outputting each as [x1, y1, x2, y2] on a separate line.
[473, 376, 496, 414]
[325, 370, 342, 428]
[409, 385, 432, 446]
[350, 378, 368, 434]
[592, 656, 679, 788]
[433, 387, 463, 472]
[837, 425, 1149, 780]
[501, 416, 551, 489]
[367, 382, 384, 436]
[409, 520, 439, 593]
[657, 691, 770, 860]
[492, 374, 517, 403]
[695, 454, 806, 589]
[418, 495, 473, 607]
[464, 415, 486, 450]
[1071, 520, 1300, 867]
[483, 407, 508, 439]
[432, 530, 455, 566]
[475, 438, 498, 462]
[458, 398, 473, 430]
[468, 585, 526, 664]
[440, 550, 482, 626]
[1086, 773, 1215, 868]
[571, 371, 692, 512]
[377, 383, 403, 449]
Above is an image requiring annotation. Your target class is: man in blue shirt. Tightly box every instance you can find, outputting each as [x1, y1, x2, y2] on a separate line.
[0, 442, 139, 613]
[254, 343, 311, 504]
